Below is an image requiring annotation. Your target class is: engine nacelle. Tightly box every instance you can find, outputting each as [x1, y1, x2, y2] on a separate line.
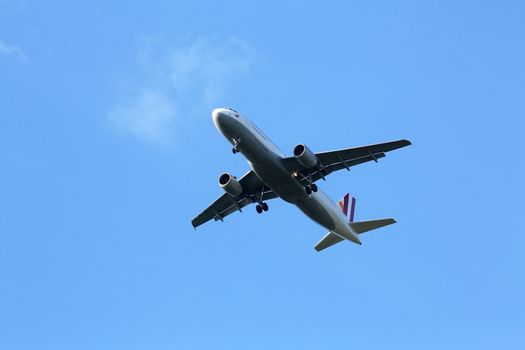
[293, 144, 318, 168]
[218, 173, 243, 197]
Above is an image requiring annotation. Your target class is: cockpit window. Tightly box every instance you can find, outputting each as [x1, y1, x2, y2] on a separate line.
[226, 107, 240, 118]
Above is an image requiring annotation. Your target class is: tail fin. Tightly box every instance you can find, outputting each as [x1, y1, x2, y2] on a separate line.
[338, 193, 356, 223]
[314, 193, 396, 252]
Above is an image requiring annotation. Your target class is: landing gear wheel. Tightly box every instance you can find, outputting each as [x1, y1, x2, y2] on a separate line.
[311, 183, 318, 192]
[256, 205, 263, 214]
[305, 185, 312, 195]
[232, 147, 238, 154]
[262, 202, 269, 211]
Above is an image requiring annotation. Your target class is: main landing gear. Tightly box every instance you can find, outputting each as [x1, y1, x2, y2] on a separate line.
[294, 172, 318, 195]
[305, 183, 318, 195]
[255, 202, 269, 214]
[254, 186, 269, 214]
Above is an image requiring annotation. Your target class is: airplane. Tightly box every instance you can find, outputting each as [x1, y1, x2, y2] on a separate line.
[191, 107, 411, 251]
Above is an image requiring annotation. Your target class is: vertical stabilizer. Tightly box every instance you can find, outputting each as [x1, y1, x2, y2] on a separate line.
[338, 193, 356, 223]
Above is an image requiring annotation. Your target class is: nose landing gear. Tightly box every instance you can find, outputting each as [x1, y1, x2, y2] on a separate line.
[231, 137, 241, 154]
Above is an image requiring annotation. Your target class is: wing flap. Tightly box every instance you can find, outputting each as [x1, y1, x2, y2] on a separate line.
[212, 197, 252, 222]
[316, 139, 411, 167]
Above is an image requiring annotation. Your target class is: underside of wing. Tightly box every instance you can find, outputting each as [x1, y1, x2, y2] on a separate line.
[282, 139, 411, 184]
[191, 170, 277, 229]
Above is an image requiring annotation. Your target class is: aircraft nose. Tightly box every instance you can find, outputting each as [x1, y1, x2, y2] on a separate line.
[212, 108, 229, 129]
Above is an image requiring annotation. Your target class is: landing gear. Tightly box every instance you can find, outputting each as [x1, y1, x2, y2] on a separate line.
[254, 185, 269, 214]
[305, 184, 318, 195]
[305, 186, 312, 195]
[232, 137, 241, 154]
[255, 202, 269, 214]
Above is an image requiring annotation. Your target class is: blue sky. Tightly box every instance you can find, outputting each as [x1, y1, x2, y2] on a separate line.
[1, 1, 524, 349]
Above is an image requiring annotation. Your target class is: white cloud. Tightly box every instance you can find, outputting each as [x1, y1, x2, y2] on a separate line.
[0, 39, 27, 62]
[165, 37, 253, 103]
[108, 36, 254, 145]
[109, 89, 176, 144]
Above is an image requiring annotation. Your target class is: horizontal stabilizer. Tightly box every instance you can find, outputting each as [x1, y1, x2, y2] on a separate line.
[349, 218, 396, 234]
[314, 219, 396, 252]
[314, 232, 345, 252]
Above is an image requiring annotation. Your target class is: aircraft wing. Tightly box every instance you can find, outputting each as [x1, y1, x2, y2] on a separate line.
[282, 139, 411, 183]
[191, 170, 277, 228]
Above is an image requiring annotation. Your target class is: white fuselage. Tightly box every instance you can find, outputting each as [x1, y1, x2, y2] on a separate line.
[212, 108, 361, 244]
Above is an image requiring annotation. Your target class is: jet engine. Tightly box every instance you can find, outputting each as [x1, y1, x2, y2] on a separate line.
[218, 173, 243, 197]
[293, 144, 318, 168]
